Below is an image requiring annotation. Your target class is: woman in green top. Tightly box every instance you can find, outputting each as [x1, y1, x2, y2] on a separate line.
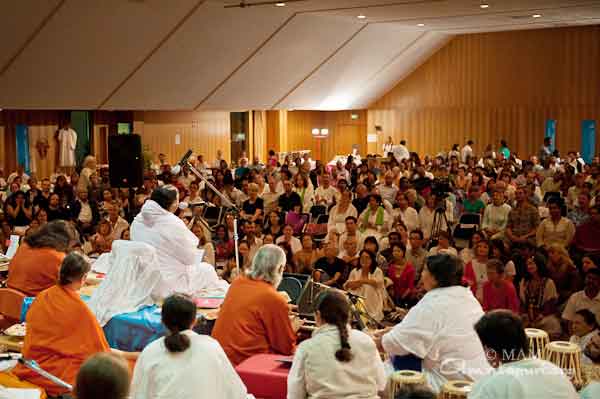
[499, 139, 510, 160]
[462, 185, 486, 214]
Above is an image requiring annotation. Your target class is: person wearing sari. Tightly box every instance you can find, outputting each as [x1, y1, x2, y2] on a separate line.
[358, 194, 392, 244]
[131, 186, 227, 298]
[519, 254, 562, 339]
[344, 250, 386, 322]
[12, 253, 111, 397]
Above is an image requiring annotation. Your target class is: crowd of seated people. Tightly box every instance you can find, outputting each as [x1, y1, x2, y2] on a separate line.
[1, 137, 600, 397]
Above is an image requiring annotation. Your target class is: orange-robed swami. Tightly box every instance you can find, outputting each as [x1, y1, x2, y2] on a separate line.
[7, 243, 65, 296]
[13, 285, 110, 397]
[212, 276, 297, 365]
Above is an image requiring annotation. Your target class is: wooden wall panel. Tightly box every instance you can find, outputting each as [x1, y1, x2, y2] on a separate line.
[368, 26, 600, 158]
[134, 111, 231, 166]
[0, 110, 61, 179]
[283, 110, 367, 162]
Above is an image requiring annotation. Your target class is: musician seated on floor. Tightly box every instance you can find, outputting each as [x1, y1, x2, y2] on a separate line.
[6, 220, 77, 296]
[131, 294, 248, 398]
[287, 290, 386, 399]
[75, 353, 131, 399]
[212, 244, 303, 365]
[5, 253, 136, 397]
[470, 310, 578, 399]
[374, 254, 491, 393]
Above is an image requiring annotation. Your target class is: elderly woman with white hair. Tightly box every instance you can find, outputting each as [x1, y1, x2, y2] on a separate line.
[212, 244, 302, 365]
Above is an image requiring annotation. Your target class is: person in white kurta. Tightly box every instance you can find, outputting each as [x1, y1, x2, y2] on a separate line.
[327, 190, 357, 235]
[287, 291, 386, 399]
[58, 124, 77, 168]
[344, 250, 386, 322]
[376, 254, 491, 392]
[469, 310, 578, 399]
[130, 187, 228, 298]
[131, 296, 250, 399]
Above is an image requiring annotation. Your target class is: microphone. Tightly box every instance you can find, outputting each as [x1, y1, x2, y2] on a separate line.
[178, 149, 194, 167]
[171, 149, 194, 175]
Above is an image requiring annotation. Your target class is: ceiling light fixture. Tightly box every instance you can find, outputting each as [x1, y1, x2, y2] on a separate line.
[480, 3, 489, 9]
[532, 14, 542, 18]
[417, 23, 425, 27]
[275, 2, 285, 6]
[357, 15, 366, 19]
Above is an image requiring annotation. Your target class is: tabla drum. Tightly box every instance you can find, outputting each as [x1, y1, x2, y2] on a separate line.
[439, 380, 473, 399]
[525, 328, 549, 359]
[387, 370, 426, 398]
[545, 341, 583, 389]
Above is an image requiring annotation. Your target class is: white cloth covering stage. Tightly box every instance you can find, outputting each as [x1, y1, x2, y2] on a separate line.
[130, 200, 228, 298]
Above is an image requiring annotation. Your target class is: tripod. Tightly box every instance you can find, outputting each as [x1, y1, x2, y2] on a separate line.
[430, 205, 449, 245]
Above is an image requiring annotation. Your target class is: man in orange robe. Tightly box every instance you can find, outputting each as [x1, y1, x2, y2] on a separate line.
[212, 245, 300, 365]
[13, 254, 110, 397]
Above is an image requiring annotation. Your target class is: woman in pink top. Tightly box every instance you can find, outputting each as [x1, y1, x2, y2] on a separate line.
[386, 243, 415, 306]
[482, 259, 520, 313]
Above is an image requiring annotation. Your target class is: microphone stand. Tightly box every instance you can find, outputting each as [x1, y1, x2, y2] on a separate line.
[181, 154, 242, 277]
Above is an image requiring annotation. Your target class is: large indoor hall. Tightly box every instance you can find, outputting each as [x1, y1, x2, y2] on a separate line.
[0, 1, 599, 398]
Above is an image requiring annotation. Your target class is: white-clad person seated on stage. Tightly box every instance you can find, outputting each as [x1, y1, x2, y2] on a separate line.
[130, 185, 228, 298]
[470, 310, 578, 399]
[373, 254, 491, 392]
[131, 294, 250, 399]
[287, 290, 386, 399]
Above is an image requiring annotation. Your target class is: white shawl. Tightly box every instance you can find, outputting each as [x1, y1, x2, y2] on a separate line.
[130, 200, 228, 297]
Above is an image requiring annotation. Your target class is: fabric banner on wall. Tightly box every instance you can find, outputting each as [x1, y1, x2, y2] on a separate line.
[545, 119, 557, 152]
[581, 120, 596, 164]
[15, 124, 30, 173]
[71, 111, 90, 167]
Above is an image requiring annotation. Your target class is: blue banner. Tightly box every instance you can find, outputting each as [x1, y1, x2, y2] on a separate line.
[545, 119, 557, 153]
[15, 124, 30, 174]
[582, 120, 596, 164]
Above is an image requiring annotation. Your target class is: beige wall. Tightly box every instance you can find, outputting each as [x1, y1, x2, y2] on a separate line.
[368, 25, 600, 158]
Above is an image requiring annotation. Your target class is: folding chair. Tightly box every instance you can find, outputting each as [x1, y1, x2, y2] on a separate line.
[202, 206, 223, 229]
[277, 277, 304, 305]
[309, 205, 328, 223]
[452, 213, 481, 247]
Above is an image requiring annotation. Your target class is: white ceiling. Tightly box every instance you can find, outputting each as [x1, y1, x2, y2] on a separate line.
[0, 0, 598, 111]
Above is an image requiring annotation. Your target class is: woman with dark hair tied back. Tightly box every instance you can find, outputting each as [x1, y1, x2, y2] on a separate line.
[7, 220, 76, 296]
[288, 290, 386, 398]
[131, 294, 249, 398]
[10, 252, 113, 397]
[374, 254, 491, 393]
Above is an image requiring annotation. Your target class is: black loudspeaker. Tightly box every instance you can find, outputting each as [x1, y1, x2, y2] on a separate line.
[108, 134, 143, 187]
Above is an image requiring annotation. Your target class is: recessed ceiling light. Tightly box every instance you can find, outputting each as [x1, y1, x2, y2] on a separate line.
[480, 4, 489, 9]
[532, 14, 542, 18]
[417, 23, 425, 27]
[357, 15, 366, 19]
[275, 2, 286, 6]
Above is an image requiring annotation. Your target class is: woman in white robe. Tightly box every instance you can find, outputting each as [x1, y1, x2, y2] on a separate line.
[130, 186, 227, 298]
[344, 250, 386, 322]
[375, 254, 491, 393]
[131, 295, 249, 399]
[293, 173, 314, 213]
[327, 190, 357, 235]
